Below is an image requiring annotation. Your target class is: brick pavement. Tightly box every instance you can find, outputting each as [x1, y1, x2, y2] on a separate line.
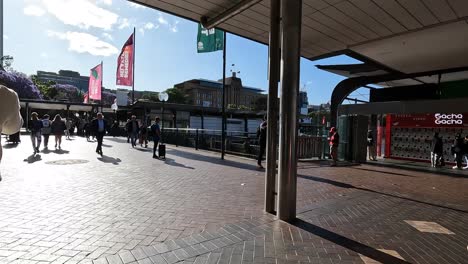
[0, 136, 467, 263]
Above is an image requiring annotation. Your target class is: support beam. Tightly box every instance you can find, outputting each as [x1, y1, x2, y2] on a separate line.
[201, 0, 262, 29]
[277, 0, 302, 222]
[265, 0, 280, 215]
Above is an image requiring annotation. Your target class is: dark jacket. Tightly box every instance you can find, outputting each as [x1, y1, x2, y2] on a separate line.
[91, 118, 108, 134]
[51, 120, 66, 135]
[367, 132, 374, 146]
[431, 136, 443, 154]
[127, 120, 139, 134]
[453, 137, 464, 154]
[257, 121, 267, 146]
[29, 119, 43, 133]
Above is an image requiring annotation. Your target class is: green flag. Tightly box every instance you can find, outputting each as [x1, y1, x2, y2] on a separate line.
[197, 23, 224, 53]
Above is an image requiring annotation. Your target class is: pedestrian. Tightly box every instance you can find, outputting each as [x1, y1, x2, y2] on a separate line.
[28, 112, 43, 154]
[257, 118, 267, 169]
[139, 122, 148, 148]
[328, 127, 339, 166]
[430, 132, 443, 168]
[51, 114, 66, 149]
[128, 115, 139, 148]
[41, 114, 52, 150]
[151, 117, 161, 159]
[452, 133, 464, 169]
[125, 119, 131, 143]
[65, 119, 72, 140]
[0, 84, 23, 181]
[111, 121, 120, 137]
[367, 130, 377, 161]
[91, 113, 107, 156]
[83, 120, 90, 141]
[463, 135, 468, 170]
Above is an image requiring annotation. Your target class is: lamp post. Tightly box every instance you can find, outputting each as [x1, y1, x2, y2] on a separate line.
[158, 92, 169, 143]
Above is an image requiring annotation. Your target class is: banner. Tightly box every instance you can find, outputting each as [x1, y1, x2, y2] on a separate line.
[390, 113, 468, 128]
[116, 33, 134, 86]
[83, 92, 89, 104]
[88, 64, 102, 100]
[197, 23, 224, 53]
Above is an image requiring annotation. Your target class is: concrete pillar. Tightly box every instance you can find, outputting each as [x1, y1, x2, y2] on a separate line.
[0, 0, 3, 63]
[265, 0, 280, 214]
[277, 0, 302, 222]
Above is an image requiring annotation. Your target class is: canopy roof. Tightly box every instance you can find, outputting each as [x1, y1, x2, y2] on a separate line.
[132, 0, 468, 76]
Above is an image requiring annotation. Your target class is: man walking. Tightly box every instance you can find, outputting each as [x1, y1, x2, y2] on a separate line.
[128, 115, 139, 148]
[257, 118, 267, 169]
[151, 117, 161, 159]
[91, 113, 107, 156]
[41, 114, 52, 150]
[29, 112, 43, 154]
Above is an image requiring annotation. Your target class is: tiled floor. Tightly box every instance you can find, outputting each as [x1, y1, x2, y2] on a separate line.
[0, 136, 467, 264]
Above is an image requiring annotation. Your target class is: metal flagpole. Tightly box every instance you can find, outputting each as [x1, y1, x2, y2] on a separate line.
[132, 27, 136, 105]
[221, 31, 227, 160]
[100, 61, 103, 113]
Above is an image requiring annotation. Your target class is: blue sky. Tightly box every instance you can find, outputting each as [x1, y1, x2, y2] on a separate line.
[4, 0, 365, 105]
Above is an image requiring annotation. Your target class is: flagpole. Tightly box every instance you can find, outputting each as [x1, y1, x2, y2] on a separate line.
[221, 31, 226, 160]
[100, 61, 103, 113]
[132, 27, 136, 105]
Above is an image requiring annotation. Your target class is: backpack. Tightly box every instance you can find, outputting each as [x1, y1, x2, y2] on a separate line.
[42, 120, 52, 134]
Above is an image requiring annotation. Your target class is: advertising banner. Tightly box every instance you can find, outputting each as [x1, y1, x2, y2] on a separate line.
[116, 33, 134, 86]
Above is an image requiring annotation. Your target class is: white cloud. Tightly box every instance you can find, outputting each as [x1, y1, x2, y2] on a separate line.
[3, 35, 9, 40]
[128, 2, 144, 9]
[47, 30, 118, 56]
[144, 22, 156, 30]
[158, 14, 168, 25]
[139, 28, 145, 36]
[42, 0, 118, 30]
[40, 52, 48, 58]
[118, 18, 130, 30]
[24, 5, 46, 16]
[102, 32, 113, 41]
[98, 0, 112, 5]
[169, 21, 179, 33]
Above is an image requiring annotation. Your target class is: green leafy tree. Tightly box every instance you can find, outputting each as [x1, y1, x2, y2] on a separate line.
[141, 92, 160, 102]
[165, 87, 188, 104]
[31, 75, 57, 100]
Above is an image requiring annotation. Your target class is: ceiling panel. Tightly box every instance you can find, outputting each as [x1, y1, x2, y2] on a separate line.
[334, 1, 392, 37]
[421, 0, 458, 22]
[397, 0, 439, 26]
[307, 12, 367, 42]
[302, 16, 355, 44]
[372, 0, 422, 30]
[350, 0, 406, 34]
[447, 0, 468, 17]
[304, 0, 331, 11]
[320, 6, 379, 39]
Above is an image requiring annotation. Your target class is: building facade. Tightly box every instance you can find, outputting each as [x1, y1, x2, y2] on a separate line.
[36, 70, 89, 92]
[174, 73, 266, 110]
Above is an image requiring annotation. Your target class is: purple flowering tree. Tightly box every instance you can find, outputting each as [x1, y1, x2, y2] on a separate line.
[51, 84, 84, 103]
[0, 70, 42, 99]
[102, 91, 117, 105]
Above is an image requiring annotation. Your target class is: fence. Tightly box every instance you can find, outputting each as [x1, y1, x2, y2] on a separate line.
[160, 128, 325, 159]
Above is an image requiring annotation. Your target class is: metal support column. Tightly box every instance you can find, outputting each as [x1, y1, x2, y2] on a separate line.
[277, 0, 302, 222]
[265, 0, 280, 214]
[0, 0, 3, 64]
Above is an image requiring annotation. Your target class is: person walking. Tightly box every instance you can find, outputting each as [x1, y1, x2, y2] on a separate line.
[367, 130, 377, 161]
[139, 122, 148, 148]
[463, 135, 468, 170]
[151, 117, 161, 159]
[91, 113, 107, 156]
[257, 119, 267, 169]
[0, 85, 23, 181]
[430, 132, 443, 168]
[328, 127, 339, 166]
[128, 115, 139, 148]
[41, 114, 52, 150]
[452, 133, 464, 169]
[65, 119, 73, 140]
[51, 114, 66, 150]
[28, 112, 43, 154]
[125, 119, 131, 143]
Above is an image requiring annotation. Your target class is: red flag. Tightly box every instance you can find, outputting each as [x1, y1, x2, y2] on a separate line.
[88, 63, 102, 100]
[83, 92, 89, 104]
[116, 33, 134, 86]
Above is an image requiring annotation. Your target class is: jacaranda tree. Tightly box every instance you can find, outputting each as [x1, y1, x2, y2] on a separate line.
[0, 70, 42, 99]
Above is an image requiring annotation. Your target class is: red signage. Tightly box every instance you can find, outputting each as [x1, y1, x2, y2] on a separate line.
[391, 113, 468, 128]
[116, 33, 134, 86]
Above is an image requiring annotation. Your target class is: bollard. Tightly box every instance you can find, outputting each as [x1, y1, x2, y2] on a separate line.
[195, 129, 199, 150]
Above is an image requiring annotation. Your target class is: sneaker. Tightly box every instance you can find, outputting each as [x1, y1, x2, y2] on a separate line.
[153, 154, 159, 159]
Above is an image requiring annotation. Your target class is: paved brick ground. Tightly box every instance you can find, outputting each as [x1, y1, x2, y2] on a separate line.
[0, 136, 466, 264]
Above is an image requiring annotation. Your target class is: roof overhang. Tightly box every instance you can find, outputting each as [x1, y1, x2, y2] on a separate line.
[131, 0, 468, 78]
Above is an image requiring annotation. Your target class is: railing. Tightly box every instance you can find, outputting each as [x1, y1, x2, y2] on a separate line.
[160, 128, 325, 159]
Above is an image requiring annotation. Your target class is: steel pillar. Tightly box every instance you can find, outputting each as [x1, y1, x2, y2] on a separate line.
[277, 0, 302, 222]
[265, 0, 280, 214]
[0, 0, 3, 63]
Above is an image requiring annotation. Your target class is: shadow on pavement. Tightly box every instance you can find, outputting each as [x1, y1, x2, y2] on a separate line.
[2, 143, 19, 149]
[106, 137, 129, 144]
[135, 148, 152, 153]
[294, 219, 411, 264]
[164, 157, 194, 170]
[167, 148, 260, 171]
[349, 167, 416, 177]
[24, 154, 42, 164]
[102, 144, 113, 148]
[53, 149, 70, 155]
[298, 174, 468, 214]
[97, 155, 121, 165]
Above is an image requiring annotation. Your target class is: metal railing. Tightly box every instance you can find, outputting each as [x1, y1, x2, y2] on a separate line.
[160, 128, 326, 159]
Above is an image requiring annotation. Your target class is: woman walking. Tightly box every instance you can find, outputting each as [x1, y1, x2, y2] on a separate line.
[28, 112, 43, 154]
[51, 114, 66, 149]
